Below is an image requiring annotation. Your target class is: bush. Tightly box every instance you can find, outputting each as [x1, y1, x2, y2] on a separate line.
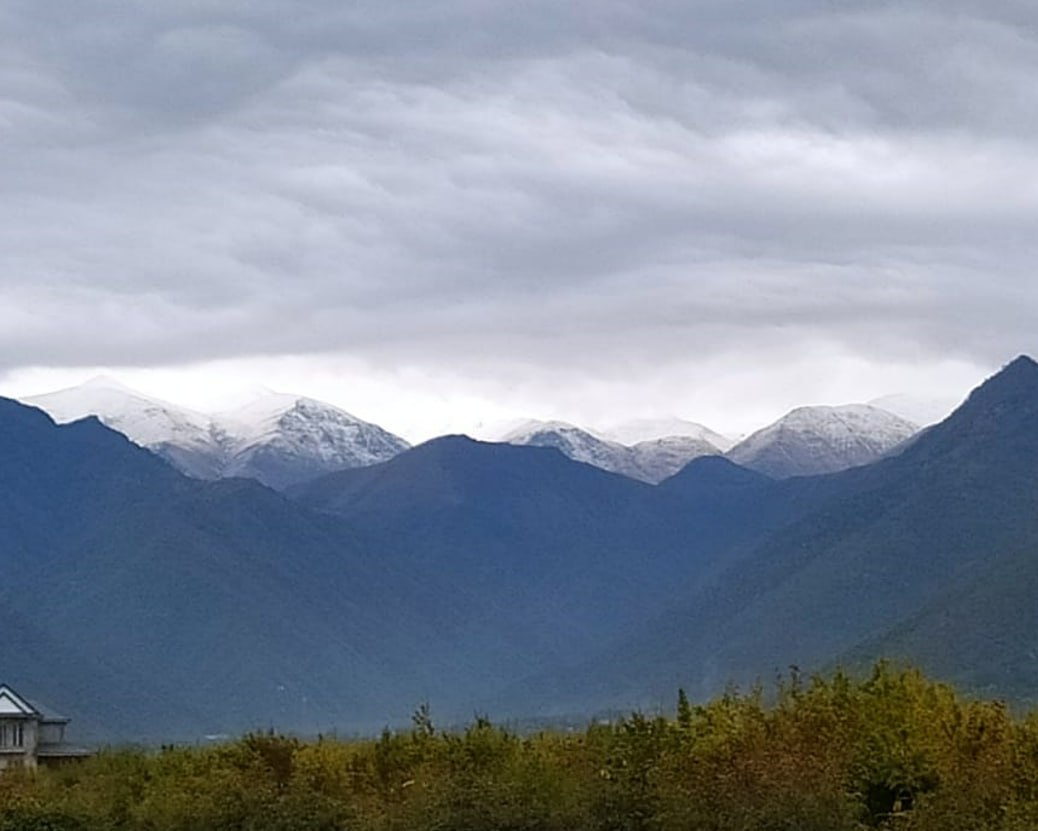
[4, 665, 1038, 831]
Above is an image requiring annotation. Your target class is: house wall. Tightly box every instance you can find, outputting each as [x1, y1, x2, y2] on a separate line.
[39, 721, 65, 745]
[0, 717, 38, 770]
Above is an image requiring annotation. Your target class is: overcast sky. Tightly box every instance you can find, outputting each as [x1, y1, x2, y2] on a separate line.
[1, 0, 1036, 439]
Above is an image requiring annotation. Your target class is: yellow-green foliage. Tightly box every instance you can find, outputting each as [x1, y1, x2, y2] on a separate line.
[4, 663, 1038, 831]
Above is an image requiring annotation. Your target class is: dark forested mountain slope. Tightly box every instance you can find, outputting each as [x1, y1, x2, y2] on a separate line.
[292, 436, 786, 661]
[510, 356, 1038, 712]
[0, 404, 502, 739]
[0, 411, 783, 740]
[836, 355, 1038, 699]
[7, 356, 1038, 740]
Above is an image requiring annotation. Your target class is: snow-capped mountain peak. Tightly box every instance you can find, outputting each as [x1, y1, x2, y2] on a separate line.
[215, 392, 411, 487]
[599, 417, 734, 451]
[219, 391, 331, 420]
[23, 380, 410, 489]
[496, 418, 721, 483]
[727, 403, 920, 478]
[217, 393, 364, 443]
[77, 374, 141, 393]
[26, 379, 213, 448]
[501, 419, 609, 444]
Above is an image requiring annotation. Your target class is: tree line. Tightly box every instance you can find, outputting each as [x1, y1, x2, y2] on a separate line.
[3, 663, 1038, 830]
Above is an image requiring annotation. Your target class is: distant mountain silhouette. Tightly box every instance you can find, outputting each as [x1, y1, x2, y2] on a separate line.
[5, 356, 1038, 739]
[0, 403, 493, 738]
[293, 436, 762, 660]
[510, 356, 1038, 711]
[0, 415, 764, 739]
[838, 355, 1038, 698]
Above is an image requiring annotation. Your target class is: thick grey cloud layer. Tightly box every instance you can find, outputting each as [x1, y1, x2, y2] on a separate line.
[2, 0, 1037, 416]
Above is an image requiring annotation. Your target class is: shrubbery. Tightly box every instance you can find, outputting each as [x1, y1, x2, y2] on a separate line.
[3, 664, 1038, 830]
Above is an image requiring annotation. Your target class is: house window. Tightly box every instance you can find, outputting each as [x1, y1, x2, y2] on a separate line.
[0, 723, 24, 748]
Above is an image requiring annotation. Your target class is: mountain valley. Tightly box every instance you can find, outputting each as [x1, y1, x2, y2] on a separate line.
[3, 358, 1037, 740]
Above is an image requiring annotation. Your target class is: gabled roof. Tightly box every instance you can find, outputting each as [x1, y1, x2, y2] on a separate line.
[0, 684, 39, 717]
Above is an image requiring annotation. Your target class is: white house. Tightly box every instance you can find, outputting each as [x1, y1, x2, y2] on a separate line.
[0, 684, 91, 770]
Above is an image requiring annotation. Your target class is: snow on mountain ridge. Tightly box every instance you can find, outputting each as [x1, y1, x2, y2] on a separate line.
[727, 403, 920, 479]
[501, 419, 611, 444]
[600, 417, 735, 451]
[77, 374, 144, 394]
[27, 382, 214, 449]
[24, 380, 410, 489]
[27, 380, 926, 487]
[628, 435, 726, 481]
[218, 394, 411, 484]
[500, 419, 722, 483]
[220, 395, 376, 447]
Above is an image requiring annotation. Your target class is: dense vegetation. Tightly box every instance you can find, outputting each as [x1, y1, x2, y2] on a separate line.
[4, 664, 1038, 830]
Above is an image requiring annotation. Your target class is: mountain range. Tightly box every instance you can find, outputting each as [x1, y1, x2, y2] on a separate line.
[2, 358, 1035, 741]
[498, 405, 919, 482]
[497, 420, 725, 484]
[23, 378, 925, 488]
[27, 377, 410, 490]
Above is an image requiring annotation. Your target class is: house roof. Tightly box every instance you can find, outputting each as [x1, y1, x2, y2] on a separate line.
[36, 743, 92, 758]
[0, 684, 39, 717]
[27, 699, 69, 724]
